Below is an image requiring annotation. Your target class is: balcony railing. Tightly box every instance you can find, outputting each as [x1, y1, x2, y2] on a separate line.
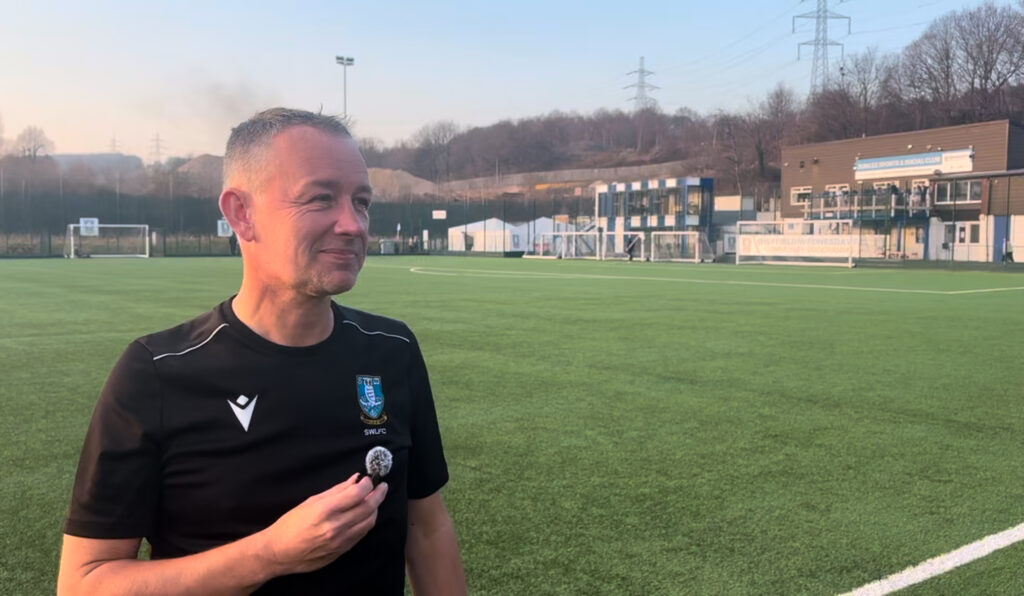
[800, 190, 931, 220]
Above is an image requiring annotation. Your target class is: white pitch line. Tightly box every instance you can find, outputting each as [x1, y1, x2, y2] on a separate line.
[839, 522, 1024, 596]
[407, 266, 1024, 296]
[946, 286, 1024, 295]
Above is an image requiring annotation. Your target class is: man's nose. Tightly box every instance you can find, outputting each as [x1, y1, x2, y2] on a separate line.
[334, 200, 366, 234]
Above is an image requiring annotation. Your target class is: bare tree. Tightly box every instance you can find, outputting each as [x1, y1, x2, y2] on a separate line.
[413, 120, 461, 182]
[751, 84, 800, 178]
[954, 2, 1024, 120]
[841, 47, 893, 136]
[14, 126, 55, 159]
[902, 14, 960, 125]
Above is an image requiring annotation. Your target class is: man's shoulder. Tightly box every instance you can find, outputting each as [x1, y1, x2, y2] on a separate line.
[333, 303, 415, 345]
[136, 300, 232, 360]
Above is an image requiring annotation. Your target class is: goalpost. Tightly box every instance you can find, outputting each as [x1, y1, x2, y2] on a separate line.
[64, 224, 150, 258]
[649, 231, 711, 263]
[538, 231, 600, 259]
[735, 220, 856, 267]
[599, 232, 646, 261]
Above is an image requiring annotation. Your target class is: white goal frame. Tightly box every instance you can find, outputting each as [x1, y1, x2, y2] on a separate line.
[649, 231, 709, 263]
[598, 232, 647, 261]
[735, 220, 855, 267]
[65, 224, 150, 258]
[537, 232, 600, 259]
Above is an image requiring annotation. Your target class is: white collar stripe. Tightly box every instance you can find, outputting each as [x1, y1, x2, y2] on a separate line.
[341, 320, 410, 343]
[152, 323, 229, 361]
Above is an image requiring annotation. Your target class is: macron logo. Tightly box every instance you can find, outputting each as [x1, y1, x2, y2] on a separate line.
[228, 394, 258, 431]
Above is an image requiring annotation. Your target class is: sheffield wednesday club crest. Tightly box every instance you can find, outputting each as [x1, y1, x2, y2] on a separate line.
[357, 375, 388, 425]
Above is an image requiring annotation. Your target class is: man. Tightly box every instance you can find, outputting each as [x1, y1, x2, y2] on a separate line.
[58, 108, 467, 595]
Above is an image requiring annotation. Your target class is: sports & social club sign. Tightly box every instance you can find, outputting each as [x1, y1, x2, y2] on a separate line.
[854, 148, 973, 180]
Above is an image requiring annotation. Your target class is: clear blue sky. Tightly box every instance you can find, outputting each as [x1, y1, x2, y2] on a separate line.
[0, 0, 1007, 159]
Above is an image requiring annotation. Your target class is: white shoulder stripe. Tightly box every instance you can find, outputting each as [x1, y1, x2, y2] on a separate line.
[152, 323, 229, 361]
[341, 320, 410, 343]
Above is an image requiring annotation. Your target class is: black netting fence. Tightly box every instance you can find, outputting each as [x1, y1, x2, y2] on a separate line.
[0, 175, 595, 257]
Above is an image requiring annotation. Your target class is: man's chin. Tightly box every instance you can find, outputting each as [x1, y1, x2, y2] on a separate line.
[317, 272, 360, 296]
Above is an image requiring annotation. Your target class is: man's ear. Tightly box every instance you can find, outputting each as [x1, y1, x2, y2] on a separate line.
[219, 188, 256, 242]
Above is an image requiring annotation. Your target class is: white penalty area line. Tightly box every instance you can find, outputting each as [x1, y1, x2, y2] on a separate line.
[406, 267, 1024, 296]
[839, 521, 1024, 595]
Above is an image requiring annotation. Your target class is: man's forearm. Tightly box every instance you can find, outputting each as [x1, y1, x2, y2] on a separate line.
[59, 532, 277, 596]
[405, 506, 466, 596]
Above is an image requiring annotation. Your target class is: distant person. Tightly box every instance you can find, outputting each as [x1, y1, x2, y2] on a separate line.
[58, 108, 466, 595]
[1005, 238, 1015, 263]
[626, 234, 639, 261]
[228, 231, 238, 256]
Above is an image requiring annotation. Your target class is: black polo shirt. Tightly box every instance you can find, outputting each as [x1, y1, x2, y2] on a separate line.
[65, 299, 449, 594]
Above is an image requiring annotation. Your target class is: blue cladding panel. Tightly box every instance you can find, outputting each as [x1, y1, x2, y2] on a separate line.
[993, 216, 1009, 263]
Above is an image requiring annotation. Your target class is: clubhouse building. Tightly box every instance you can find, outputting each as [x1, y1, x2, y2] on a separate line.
[781, 120, 1024, 262]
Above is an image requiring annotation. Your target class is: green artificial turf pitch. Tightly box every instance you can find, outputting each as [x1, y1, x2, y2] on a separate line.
[2, 257, 1023, 595]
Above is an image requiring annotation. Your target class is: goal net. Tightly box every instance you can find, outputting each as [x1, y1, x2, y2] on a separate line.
[650, 231, 710, 263]
[64, 224, 150, 258]
[736, 220, 855, 267]
[598, 232, 646, 261]
[538, 232, 600, 259]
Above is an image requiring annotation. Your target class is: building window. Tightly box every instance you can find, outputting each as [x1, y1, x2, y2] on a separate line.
[934, 180, 982, 204]
[790, 186, 812, 205]
[666, 189, 683, 214]
[687, 187, 702, 215]
[871, 182, 898, 207]
[910, 179, 930, 209]
[970, 223, 980, 244]
[650, 189, 663, 215]
[824, 184, 850, 208]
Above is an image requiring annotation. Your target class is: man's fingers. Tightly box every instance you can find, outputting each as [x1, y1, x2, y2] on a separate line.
[365, 482, 388, 509]
[320, 476, 376, 513]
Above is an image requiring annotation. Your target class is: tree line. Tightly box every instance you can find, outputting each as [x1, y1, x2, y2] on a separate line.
[2, 0, 1023, 214]
[361, 1, 1024, 197]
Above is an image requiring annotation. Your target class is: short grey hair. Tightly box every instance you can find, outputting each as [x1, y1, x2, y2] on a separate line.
[223, 108, 352, 188]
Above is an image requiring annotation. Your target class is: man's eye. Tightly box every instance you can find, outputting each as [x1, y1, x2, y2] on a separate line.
[313, 194, 334, 203]
[354, 196, 372, 210]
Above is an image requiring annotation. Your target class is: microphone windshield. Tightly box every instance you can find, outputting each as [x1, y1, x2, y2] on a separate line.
[365, 446, 393, 485]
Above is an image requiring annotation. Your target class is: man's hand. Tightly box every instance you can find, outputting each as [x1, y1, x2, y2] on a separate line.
[58, 475, 388, 596]
[258, 474, 388, 575]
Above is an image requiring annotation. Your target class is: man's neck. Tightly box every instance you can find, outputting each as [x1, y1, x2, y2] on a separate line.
[231, 281, 335, 347]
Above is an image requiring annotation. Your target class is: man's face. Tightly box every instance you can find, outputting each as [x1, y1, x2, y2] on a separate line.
[247, 126, 371, 297]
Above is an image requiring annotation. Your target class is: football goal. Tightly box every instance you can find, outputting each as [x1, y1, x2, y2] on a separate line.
[64, 224, 150, 258]
[598, 233, 646, 261]
[538, 232, 600, 259]
[735, 220, 856, 267]
[649, 231, 712, 263]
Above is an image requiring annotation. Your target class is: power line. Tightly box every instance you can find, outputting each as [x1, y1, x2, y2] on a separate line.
[658, 1, 804, 75]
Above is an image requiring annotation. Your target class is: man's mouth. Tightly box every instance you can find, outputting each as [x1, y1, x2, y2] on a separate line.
[320, 246, 363, 258]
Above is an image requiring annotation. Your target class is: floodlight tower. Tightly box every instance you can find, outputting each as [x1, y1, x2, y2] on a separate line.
[335, 55, 355, 118]
[793, 0, 850, 94]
